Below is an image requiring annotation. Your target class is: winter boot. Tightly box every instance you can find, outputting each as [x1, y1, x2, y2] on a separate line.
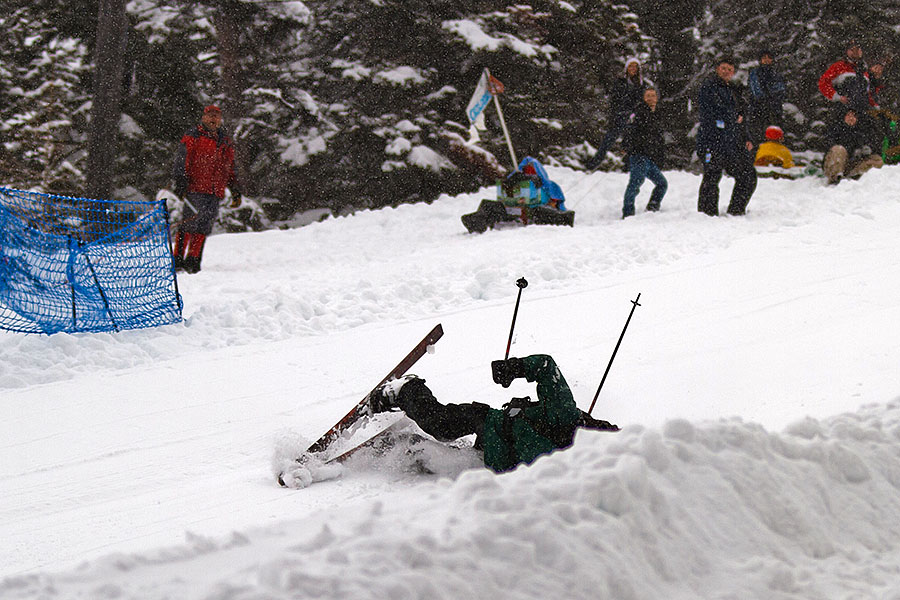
[368, 375, 424, 413]
[172, 231, 189, 270]
[184, 233, 206, 274]
[182, 256, 201, 274]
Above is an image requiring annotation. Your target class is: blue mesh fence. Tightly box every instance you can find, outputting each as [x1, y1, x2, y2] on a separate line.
[0, 187, 182, 334]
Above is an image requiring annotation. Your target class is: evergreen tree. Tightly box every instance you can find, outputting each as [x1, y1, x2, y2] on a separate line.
[0, 3, 91, 193]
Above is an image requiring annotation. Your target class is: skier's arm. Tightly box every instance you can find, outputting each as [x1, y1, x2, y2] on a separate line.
[520, 355, 582, 426]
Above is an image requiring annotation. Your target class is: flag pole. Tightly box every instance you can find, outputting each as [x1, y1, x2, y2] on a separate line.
[486, 68, 518, 169]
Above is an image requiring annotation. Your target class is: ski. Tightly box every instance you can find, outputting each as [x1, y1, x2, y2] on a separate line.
[323, 413, 413, 464]
[305, 323, 443, 454]
[278, 324, 443, 487]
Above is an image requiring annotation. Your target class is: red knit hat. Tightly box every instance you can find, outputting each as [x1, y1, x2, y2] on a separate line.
[203, 105, 222, 115]
[764, 125, 784, 141]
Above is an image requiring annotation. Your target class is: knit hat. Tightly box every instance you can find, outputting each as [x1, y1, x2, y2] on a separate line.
[204, 105, 222, 115]
[764, 125, 784, 141]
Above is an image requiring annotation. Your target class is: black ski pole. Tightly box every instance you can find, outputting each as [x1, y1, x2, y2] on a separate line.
[588, 293, 641, 415]
[504, 277, 528, 359]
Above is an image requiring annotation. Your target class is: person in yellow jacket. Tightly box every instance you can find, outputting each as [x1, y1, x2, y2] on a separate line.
[754, 125, 794, 168]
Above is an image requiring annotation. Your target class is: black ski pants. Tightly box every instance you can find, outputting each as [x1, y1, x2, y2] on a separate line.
[395, 378, 490, 443]
[698, 148, 757, 216]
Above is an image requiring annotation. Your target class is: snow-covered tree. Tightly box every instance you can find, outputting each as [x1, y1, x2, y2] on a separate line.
[0, 3, 91, 193]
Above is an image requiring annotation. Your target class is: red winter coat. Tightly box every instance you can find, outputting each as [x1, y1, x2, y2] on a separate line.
[173, 126, 239, 199]
[818, 59, 873, 112]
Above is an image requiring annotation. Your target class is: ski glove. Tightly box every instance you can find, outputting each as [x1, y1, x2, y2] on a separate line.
[491, 357, 526, 388]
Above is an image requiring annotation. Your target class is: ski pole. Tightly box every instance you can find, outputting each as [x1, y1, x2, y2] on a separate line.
[588, 293, 641, 415]
[504, 277, 528, 359]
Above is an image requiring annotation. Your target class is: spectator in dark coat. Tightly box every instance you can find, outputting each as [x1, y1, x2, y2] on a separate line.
[696, 57, 757, 216]
[585, 58, 651, 170]
[747, 49, 787, 142]
[621, 88, 667, 218]
[823, 108, 884, 184]
[866, 59, 886, 109]
[171, 105, 241, 274]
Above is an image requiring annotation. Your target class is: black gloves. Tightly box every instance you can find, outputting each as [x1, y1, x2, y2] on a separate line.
[491, 357, 526, 388]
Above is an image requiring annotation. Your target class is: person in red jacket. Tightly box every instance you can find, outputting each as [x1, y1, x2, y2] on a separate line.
[171, 105, 241, 274]
[818, 40, 872, 113]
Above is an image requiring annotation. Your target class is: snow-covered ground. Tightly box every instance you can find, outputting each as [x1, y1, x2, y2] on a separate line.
[2, 165, 900, 598]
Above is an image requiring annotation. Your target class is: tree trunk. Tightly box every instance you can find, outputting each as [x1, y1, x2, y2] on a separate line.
[86, 0, 128, 200]
[214, 1, 252, 195]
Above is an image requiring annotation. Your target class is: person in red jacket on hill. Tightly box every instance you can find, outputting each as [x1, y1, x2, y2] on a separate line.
[817, 40, 887, 149]
[171, 105, 241, 274]
[818, 40, 872, 114]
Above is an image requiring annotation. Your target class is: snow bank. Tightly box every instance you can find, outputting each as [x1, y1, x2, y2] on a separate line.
[6, 402, 900, 598]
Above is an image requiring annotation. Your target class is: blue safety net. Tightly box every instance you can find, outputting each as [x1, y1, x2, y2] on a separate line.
[0, 187, 182, 334]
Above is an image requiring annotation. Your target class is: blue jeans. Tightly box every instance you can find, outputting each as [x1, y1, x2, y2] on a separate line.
[623, 155, 667, 217]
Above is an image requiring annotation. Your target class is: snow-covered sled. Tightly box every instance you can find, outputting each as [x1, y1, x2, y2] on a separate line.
[755, 164, 822, 180]
[462, 157, 574, 233]
[753, 126, 823, 180]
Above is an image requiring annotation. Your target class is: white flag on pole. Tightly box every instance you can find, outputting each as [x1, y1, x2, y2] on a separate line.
[465, 70, 504, 145]
[466, 71, 492, 131]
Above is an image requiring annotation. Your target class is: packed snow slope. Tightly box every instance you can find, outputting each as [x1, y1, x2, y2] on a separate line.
[2, 165, 900, 599]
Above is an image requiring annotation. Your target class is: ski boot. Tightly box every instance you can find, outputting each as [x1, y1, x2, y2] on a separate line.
[367, 375, 425, 414]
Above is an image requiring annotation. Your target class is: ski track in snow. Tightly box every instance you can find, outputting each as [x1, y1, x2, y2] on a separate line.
[2, 166, 900, 598]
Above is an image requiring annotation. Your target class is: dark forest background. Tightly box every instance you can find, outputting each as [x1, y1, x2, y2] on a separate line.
[1, 0, 899, 230]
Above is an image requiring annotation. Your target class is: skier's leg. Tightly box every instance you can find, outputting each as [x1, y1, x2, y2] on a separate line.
[398, 378, 490, 441]
[372, 377, 490, 441]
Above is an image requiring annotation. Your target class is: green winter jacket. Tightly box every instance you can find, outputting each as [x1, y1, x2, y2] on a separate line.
[480, 354, 583, 472]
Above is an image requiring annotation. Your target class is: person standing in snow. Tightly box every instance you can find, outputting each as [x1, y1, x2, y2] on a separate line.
[866, 59, 886, 110]
[585, 58, 651, 170]
[747, 49, 787, 143]
[171, 105, 241, 274]
[696, 57, 757, 216]
[822, 108, 884, 184]
[368, 355, 619, 473]
[818, 40, 873, 115]
[620, 88, 667, 218]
